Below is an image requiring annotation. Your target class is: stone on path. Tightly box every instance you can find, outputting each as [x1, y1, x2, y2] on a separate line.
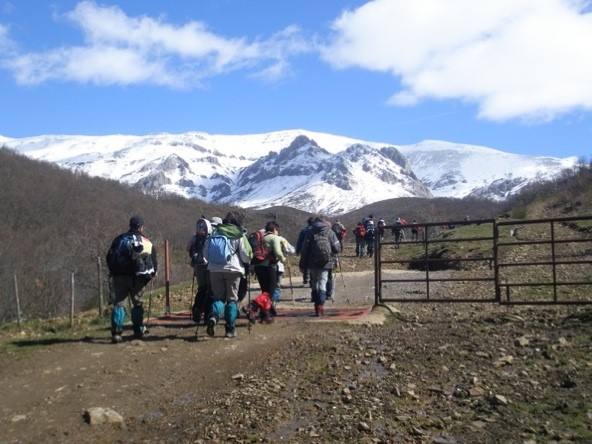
[83, 407, 125, 426]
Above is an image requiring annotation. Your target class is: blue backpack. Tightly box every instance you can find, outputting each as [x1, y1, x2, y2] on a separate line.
[106, 233, 142, 275]
[208, 234, 235, 265]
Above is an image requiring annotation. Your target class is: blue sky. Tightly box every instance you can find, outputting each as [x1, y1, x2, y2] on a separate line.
[1, 0, 591, 158]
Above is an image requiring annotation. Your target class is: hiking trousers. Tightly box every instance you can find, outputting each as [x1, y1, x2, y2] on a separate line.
[254, 265, 278, 297]
[110, 275, 146, 307]
[355, 238, 366, 257]
[309, 268, 329, 306]
[209, 271, 242, 303]
[192, 265, 210, 324]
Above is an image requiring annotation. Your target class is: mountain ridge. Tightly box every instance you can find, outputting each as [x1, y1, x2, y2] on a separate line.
[0, 129, 576, 214]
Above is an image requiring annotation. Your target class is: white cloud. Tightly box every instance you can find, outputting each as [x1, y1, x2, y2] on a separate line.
[2, 1, 311, 88]
[322, 0, 592, 121]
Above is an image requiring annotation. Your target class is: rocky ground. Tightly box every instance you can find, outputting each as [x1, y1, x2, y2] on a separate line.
[1, 269, 591, 443]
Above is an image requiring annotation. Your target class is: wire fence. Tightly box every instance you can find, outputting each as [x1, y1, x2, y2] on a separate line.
[0, 242, 193, 325]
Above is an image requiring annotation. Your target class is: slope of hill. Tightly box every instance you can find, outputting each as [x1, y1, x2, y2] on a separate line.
[1, 129, 576, 214]
[0, 148, 309, 322]
[339, 196, 506, 229]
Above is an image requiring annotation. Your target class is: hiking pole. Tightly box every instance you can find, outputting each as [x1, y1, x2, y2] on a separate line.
[247, 270, 252, 335]
[190, 274, 195, 309]
[337, 256, 346, 289]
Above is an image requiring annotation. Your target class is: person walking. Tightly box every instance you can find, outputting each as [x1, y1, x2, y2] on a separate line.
[204, 212, 252, 338]
[365, 220, 376, 257]
[252, 221, 286, 320]
[106, 216, 157, 343]
[392, 217, 404, 248]
[299, 217, 341, 316]
[296, 217, 314, 285]
[187, 217, 214, 325]
[353, 222, 367, 257]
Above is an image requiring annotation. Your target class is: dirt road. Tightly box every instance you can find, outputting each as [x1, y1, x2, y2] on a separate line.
[1, 270, 591, 443]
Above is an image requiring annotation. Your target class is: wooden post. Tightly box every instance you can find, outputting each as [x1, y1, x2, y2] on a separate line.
[70, 272, 75, 328]
[13, 274, 22, 327]
[97, 257, 103, 317]
[164, 240, 171, 315]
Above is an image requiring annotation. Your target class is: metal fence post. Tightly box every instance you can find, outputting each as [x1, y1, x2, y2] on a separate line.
[164, 240, 171, 315]
[493, 221, 500, 303]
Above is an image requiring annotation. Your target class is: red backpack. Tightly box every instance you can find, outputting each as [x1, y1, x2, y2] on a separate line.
[355, 224, 366, 238]
[248, 230, 275, 264]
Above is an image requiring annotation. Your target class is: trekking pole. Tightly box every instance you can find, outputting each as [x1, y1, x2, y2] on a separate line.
[247, 271, 252, 335]
[337, 256, 346, 289]
[286, 260, 295, 304]
[190, 274, 195, 309]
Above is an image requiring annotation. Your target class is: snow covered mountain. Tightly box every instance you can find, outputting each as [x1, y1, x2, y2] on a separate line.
[397, 140, 577, 200]
[0, 129, 577, 214]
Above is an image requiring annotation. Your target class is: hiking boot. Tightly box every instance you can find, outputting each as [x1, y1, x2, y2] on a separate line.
[111, 334, 123, 344]
[225, 328, 237, 338]
[206, 317, 216, 337]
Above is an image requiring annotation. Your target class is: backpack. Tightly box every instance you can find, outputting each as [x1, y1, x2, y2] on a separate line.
[196, 218, 212, 238]
[332, 223, 346, 241]
[106, 233, 142, 275]
[355, 224, 366, 238]
[207, 234, 235, 266]
[248, 230, 275, 264]
[308, 230, 333, 268]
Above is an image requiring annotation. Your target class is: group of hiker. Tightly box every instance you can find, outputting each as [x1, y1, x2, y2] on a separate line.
[105, 213, 341, 343]
[352, 215, 424, 254]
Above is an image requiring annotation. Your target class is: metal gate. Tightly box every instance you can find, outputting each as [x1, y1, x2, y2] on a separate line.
[374, 215, 592, 306]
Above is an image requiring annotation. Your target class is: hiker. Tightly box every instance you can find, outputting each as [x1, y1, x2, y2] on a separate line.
[411, 219, 419, 242]
[353, 222, 367, 257]
[332, 220, 347, 250]
[377, 218, 386, 241]
[204, 212, 252, 338]
[296, 217, 314, 285]
[299, 216, 341, 316]
[392, 217, 404, 248]
[273, 235, 296, 305]
[251, 221, 286, 321]
[106, 216, 157, 343]
[365, 219, 376, 257]
[187, 216, 214, 325]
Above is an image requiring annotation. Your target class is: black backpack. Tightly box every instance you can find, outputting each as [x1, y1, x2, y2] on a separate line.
[106, 233, 141, 275]
[308, 230, 332, 268]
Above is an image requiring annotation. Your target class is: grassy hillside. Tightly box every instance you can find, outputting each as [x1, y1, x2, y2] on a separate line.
[0, 148, 310, 322]
[339, 196, 505, 232]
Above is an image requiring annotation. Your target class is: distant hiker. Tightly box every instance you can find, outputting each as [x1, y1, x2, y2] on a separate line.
[411, 219, 419, 242]
[365, 219, 376, 257]
[187, 217, 213, 325]
[251, 221, 286, 321]
[299, 217, 341, 316]
[296, 217, 314, 285]
[353, 222, 367, 257]
[332, 220, 347, 250]
[106, 216, 157, 343]
[204, 212, 252, 338]
[377, 218, 386, 241]
[392, 217, 404, 248]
